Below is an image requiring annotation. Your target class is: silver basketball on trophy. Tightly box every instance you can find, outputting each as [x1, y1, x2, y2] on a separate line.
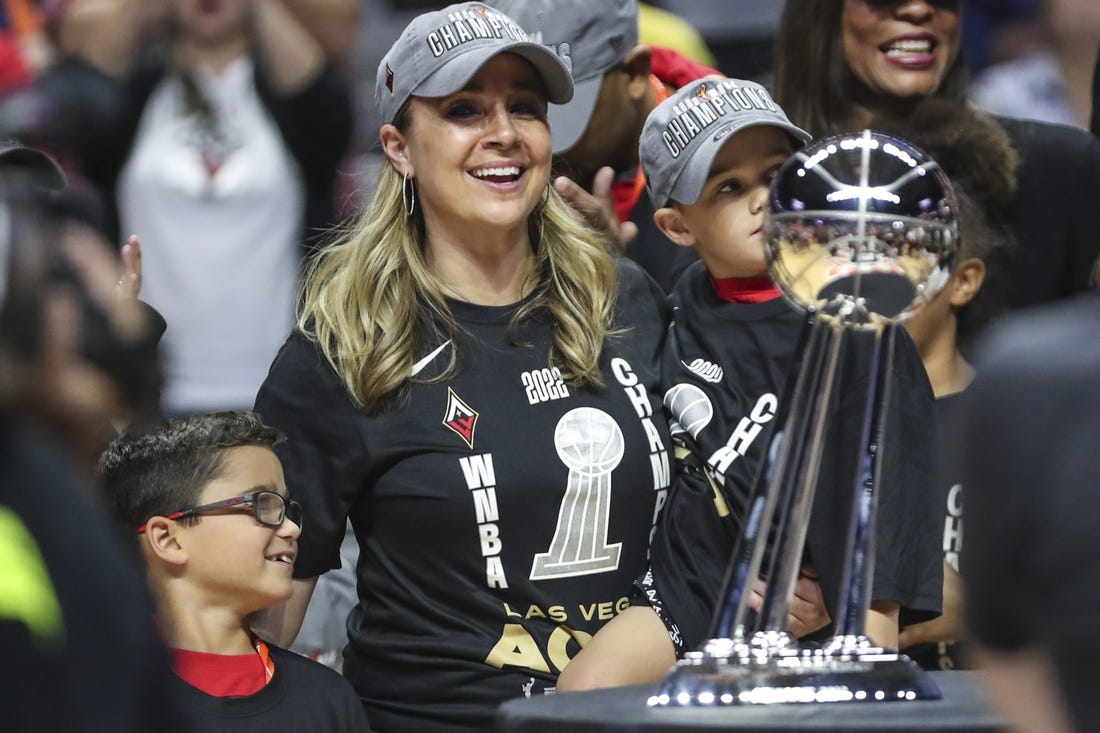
[766, 130, 958, 326]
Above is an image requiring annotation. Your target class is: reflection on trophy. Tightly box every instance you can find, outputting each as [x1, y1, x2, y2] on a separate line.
[651, 130, 957, 707]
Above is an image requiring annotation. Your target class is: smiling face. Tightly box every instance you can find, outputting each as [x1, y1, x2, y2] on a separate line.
[179, 445, 300, 615]
[669, 126, 793, 280]
[842, 0, 961, 102]
[387, 53, 552, 252]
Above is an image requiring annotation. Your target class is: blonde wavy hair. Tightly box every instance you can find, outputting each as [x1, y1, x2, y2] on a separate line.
[299, 157, 618, 414]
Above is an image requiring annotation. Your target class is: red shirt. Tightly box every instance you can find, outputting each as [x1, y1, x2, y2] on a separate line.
[711, 276, 783, 304]
[172, 636, 276, 697]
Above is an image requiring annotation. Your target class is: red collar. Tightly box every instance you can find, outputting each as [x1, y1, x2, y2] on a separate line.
[171, 635, 275, 697]
[710, 275, 783, 304]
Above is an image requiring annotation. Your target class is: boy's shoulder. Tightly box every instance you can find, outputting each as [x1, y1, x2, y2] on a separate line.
[174, 645, 368, 731]
[265, 645, 364, 710]
[669, 261, 801, 330]
[612, 254, 672, 326]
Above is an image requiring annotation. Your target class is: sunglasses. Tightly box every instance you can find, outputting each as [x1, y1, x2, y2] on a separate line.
[136, 490, 303, 534]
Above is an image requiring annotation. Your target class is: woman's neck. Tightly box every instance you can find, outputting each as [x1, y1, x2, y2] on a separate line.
[426, 227, 536, 306]
[845, 76, 927, 130]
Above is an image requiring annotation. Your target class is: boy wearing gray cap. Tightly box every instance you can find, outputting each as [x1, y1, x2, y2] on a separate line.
[557, 77, 943, 691]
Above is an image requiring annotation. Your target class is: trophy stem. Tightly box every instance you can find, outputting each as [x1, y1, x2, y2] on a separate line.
[833, 322, 897, 637]
[758, 319, 845, 634]
[709, 312, 818, 641]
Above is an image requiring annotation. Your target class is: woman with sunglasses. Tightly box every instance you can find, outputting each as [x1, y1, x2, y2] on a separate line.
[99, 411, 371, 732]
[252, 3, 673, 730]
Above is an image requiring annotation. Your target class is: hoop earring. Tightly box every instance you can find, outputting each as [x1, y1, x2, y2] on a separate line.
[402, 171, 417, 217]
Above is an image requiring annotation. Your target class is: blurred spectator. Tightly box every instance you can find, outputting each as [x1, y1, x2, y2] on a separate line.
[638, 2, 715, 68]
[0, 141, 163, 476]
[971, 0, 1100, 129]
[961, 0, 1042, 74]
[958, 294, 1100, 732]
[648, 0, 781, 81]
[0, 0, 54, 89]
[280, 0, 361, 65]
[1091, 39, 1099, 137]
[24, 0, 353, 416]
[0, 143, 189, 733]
[46, 0, 360, 70]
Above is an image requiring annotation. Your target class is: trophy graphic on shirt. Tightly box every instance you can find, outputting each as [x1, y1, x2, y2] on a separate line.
[651, 131, 957, 707]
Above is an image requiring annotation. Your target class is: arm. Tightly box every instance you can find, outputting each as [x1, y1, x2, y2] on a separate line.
[252, 0, 327, 96]
[278, 0, 361, 65]
[748, 565, 831, 639]
[556, 606, 676, 692]
[251, 575, 319, 648]
[56, 0, 166, 77]
[553, 167, 638, 255]
[866, 600, 900, 650]
[898, 561, 962, 650]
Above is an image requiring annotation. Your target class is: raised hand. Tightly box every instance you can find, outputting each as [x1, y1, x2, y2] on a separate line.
[553, 166, 639, 254]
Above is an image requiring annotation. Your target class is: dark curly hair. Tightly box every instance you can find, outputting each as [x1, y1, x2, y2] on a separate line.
[870, 98, 1019, 342]
[99, 411, 283, 532]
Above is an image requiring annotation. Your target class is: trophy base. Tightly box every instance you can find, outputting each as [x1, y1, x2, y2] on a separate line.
[648, 637, 941, 707]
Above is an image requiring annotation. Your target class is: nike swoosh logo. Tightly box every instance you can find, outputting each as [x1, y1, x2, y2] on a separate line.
[411, 340, 452, 377]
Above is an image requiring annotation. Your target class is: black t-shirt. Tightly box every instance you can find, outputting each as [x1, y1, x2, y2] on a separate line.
[0, 424, 191, 733]
[905, 392, 970, 671]
[982, 118, 1100, 316]
[173, 645, 370, 731]
[255, 260, 672, 732]
[644, 261, 942, 653]
[959, 294, 1100, 732]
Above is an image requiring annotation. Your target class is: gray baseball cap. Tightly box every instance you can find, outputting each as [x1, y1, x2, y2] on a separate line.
[640, 77, 811, 208]
[489, 0, 638, 153]
[375, 2, 574, 126]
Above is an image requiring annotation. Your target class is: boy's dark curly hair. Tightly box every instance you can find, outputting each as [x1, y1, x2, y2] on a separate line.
[871, 99, 1019, 340]
[99, 411, 283, 531]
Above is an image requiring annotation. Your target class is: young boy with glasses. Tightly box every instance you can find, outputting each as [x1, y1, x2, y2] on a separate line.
[99, 411, 371, 732]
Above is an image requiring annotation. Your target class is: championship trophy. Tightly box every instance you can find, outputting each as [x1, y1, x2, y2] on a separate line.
[650, 130, 957, 707]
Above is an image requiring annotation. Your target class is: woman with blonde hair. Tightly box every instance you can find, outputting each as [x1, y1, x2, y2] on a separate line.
[254, 4, 672, 730]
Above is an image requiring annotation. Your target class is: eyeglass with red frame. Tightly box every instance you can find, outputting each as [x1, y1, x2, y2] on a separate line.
[136, 490, 303, 534]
